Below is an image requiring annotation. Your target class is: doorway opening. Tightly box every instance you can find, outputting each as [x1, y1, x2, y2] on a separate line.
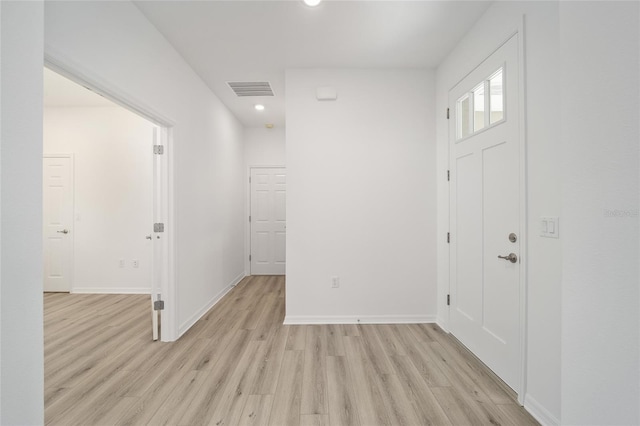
[249, 166, 286, 275]
[42, 63, 176, 342]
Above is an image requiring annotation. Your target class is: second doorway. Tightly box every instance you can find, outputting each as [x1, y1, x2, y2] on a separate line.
[250, 167, 286, 275]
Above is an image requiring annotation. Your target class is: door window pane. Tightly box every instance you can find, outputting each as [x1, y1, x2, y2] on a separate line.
[473, 83, 486, 132]
[455, 67, 505, 141]
[489, 69, 504, 124]
[457, 95, 470, 139]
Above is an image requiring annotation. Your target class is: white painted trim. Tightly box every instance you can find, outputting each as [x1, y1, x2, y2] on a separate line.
[150, 127, 160, 341]
[158, 126, 178, 342]
[177, 272, 245, 336]
[435, 316, 450, 333]
[43, 153, 74, 158]
[44, 46, 179, 342]
[524, 394, 560, 426]
[516, 15, 529, 406]
[44, 45, 175, 127]
[71, 287, 151, 295]
[229, 272, 246, 287]
[283, 315, 437, 325]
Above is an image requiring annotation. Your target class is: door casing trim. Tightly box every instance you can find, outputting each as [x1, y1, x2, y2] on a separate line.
[44, 46, 178, 342]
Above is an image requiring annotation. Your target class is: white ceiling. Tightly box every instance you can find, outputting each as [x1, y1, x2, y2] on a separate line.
[44, 67, 116, 107]
[134, 0, 492, 128]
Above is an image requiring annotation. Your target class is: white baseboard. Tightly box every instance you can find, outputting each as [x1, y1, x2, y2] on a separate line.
[71, 287, 151, 294]
[436, 316, 450, 333]
[283, 314, 436, 325]
[228, 272, 246, 288]
[178, 272, 245, 336]
[524, 394, 560, 426]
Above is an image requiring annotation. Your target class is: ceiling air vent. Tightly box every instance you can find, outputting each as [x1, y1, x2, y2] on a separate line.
[227, 81, 274, 97]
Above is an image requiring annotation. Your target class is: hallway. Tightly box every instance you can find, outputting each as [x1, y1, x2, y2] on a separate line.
[44, 276, 537, 425]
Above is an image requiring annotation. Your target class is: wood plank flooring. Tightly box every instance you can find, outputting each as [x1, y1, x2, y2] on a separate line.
[44, 275, 538, 426]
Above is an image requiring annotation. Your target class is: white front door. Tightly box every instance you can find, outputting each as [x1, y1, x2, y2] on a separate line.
[250, 167, 286, 275]
[449, 35, 522, 391]
[43, 156, 74, 292]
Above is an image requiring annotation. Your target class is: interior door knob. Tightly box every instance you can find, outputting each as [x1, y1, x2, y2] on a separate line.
[497, 253, 518, 263]
[56, 229, 69, 234]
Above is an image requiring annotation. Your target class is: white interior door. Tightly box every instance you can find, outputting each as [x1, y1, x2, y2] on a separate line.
[250, 167, 286, 275]
[151, 127, 164, 340]
[43, 155, 74, 292]
[449, 35, 521, 391]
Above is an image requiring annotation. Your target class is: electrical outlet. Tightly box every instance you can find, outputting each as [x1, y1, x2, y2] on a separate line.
[132, 259, 139, 268]
[331, 276, 340, 288]
[118, 259, 125, 268]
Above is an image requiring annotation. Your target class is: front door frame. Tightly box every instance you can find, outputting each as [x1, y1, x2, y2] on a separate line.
[44, 50, 178, 342]
[447, 21, 528, 403]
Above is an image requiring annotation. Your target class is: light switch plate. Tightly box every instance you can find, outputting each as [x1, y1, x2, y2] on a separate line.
[541, 217, 559, 238]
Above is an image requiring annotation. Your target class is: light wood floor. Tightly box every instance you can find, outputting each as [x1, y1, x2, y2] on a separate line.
[44, 275, 538, 426]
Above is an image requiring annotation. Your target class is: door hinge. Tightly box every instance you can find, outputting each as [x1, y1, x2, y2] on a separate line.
[249, 176, 251, 183]
[447, 294, 450, 306]
[154, 223, 165, 232]
[446, 108, 450, 120]
[249, 254, 252, 261]
[154, 300, 165, 310]
[447, 170, 450, 181]
[447, 232, 450, 243]
[153, 145, 164, 155]
[249, 215, 251, 223]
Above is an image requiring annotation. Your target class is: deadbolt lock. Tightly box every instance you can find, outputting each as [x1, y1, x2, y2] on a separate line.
[509, 233, 517, 243]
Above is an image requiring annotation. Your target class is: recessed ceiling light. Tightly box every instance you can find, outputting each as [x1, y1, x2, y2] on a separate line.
[303, 0, 321, 7]
[254, 104, 265, 111]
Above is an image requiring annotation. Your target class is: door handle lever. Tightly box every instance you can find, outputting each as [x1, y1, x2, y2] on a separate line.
[57, 229, 69, 234]
[498, 253, 518, 263]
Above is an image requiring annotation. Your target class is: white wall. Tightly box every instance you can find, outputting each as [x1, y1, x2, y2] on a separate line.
[560, 2, 639, 425]
[44, 1, 245, 338]
[438, 2, 640, 425]
[285, 69, 437, 323]
[44, 106, 155, 294]
[244, 126, 286, 274]
[244, 126, 286, 168]
[0, 1, 45, 424]
[435, 2, 562, 423]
